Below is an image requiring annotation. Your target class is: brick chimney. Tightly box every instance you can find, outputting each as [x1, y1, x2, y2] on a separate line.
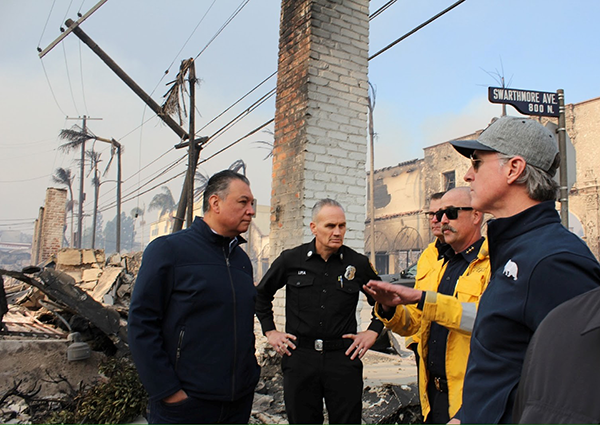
[32, 188, 67, 265]
[270, 0, 370, 257]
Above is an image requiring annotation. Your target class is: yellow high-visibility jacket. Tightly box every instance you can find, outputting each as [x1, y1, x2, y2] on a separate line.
[404, 241, 446, 349]
[376, 239, 490, 420]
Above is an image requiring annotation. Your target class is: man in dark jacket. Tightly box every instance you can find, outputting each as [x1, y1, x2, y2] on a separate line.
[449, 116, 600, 423]
[128, 170, 260, 424]
[255, 199, 383, 424]
[513, 285, 600, 423]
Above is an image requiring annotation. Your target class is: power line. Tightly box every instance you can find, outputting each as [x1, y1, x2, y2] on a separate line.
[369, 0, 467, 61]
[39, 58, 68, 116]
[62, 42, 80, 114]
[37, 0, 58, 49]
[370, 0, 398, 20]
[194, 0, 251, 61]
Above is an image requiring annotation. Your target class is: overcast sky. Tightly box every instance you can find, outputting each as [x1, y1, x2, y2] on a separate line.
[1, 0, 599, 242]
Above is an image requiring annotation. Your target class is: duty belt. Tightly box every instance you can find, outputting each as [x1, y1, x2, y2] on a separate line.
[297, 337, 347, 352]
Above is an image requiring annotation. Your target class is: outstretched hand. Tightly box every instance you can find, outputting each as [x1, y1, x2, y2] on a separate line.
[364, 280, 422, 307]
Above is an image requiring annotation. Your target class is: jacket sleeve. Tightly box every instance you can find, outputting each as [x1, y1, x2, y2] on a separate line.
[255, 253, 287, 334]
[524, 252, 600, 330]
[360, 259, 384, 334]
[421, 259, 490, 335]
[128, 238, 181, 401]
[375, 302, 423, 336]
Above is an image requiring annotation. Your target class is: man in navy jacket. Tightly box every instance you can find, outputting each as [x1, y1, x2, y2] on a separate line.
[128, 170, 260, 424]
[449, 117, 600, 423]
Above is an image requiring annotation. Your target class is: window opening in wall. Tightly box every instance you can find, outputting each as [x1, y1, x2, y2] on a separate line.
[375, 253, 389, 275]
[443, 170, 456, 191]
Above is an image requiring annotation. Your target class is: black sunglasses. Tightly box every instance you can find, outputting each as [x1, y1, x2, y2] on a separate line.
[435, 207, 473, 221]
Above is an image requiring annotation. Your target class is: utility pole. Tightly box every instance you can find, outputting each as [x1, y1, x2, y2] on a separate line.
[95, 136, 122, 252]
[367, 85, 376, 266]
[187, 61, 197, 228]
[66, 115, 101, 248]
[60, 19, 207, 232]
[557, 89, 569, 229]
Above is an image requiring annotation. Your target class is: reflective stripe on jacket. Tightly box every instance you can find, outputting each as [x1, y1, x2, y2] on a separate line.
[376, 239, 490, 420]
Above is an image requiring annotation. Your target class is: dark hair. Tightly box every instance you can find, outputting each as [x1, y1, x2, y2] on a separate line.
[202, 170, 250, 213]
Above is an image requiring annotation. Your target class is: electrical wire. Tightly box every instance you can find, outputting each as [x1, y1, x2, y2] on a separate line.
[370, 0, 398, 20]
[369, 0, 467, 61]
[79, 41, 90, 114]
[197, 71, 276, 135]
[62, 42, 80, 114]
[193, 0, 251, 61]
[153, 0, 218, 96]
[37, 0, 58, 49]
[39, 59, 68, 117]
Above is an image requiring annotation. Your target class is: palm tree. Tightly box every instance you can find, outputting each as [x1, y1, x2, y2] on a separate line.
[59, 125, 95, 248]
[149, 186, 177, 219]
[52, 167, 76, 247]
[193, 160, 247, 205]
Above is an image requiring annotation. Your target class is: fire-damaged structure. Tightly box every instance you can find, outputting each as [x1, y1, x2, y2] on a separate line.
[1, 248, 422, 424]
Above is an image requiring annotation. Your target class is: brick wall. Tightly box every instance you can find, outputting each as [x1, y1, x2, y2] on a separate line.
[31, 188, 67, 265]
[271, 0, 370, 255]
[269, 0, 371, 329]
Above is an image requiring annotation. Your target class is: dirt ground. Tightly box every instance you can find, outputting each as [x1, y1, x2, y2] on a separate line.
[0, 339, 106, 399]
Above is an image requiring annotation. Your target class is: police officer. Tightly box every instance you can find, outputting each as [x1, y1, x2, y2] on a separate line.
[255, 198, 383, 424]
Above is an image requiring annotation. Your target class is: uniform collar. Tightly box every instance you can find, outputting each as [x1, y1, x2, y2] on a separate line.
[305, 238, 345, 262]
[444, 237, 484, 264]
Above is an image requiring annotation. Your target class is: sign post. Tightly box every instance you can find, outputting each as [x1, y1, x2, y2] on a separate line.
[488, 87, 569, 228]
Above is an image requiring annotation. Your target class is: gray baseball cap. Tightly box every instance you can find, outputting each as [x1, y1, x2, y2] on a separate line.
[450, 116, 558, 172]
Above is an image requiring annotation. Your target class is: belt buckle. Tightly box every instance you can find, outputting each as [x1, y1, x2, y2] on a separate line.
[314, 339, 324, 352]
[434, 377, 442, 392]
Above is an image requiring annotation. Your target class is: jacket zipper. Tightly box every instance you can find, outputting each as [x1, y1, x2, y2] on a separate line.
[224, 246, 238, 401]
[175, 328, 185, 371]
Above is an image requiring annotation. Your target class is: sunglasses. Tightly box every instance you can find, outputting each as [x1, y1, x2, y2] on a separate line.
[470, 154, 483, 171]
[434, 207, 473, 221]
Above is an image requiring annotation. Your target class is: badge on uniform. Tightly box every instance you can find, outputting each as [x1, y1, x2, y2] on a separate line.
[344, 265, 356, 280]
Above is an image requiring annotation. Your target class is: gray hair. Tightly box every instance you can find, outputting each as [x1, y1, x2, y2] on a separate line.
[203, 170, 250, 213]
[498, 153, 560, 202]
[311, 198, 344, 221]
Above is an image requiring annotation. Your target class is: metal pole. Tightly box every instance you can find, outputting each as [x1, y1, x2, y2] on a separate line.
[368, 98, 376, 266]
[557, 89, 569, 229]
[187, 61, 197, 227]
[115, 141, 122, 252]
[77, 116, 87, 248]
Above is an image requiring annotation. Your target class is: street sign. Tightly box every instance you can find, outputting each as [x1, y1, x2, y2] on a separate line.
[545, 121, 576, 191]
[488, 87, 559, 117]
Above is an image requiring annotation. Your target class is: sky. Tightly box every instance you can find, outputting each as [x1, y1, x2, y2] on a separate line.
[1, 0, 599, 244]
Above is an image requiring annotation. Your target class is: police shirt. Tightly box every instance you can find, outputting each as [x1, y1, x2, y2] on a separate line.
[255, 239, 383, 339]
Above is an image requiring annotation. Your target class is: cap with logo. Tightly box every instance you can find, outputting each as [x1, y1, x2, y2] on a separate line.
[450, 116, 558, 172]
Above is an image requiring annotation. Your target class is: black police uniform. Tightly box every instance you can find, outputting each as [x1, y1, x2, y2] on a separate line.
[256, 239, 383, 424]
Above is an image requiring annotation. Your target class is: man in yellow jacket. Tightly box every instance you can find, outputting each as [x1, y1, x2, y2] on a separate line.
[405, 191, 448, 366]
[365, 187, 490, 423]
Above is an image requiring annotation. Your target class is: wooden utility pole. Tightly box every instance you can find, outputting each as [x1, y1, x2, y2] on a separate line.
[95, 137, 122, 252]
[187, 61, 197, 227]
[66, 115, 101, 248]
[57, 19, 207, 234]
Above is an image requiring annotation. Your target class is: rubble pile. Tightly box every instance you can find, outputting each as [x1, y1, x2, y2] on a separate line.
[1, 249, 422, 424]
